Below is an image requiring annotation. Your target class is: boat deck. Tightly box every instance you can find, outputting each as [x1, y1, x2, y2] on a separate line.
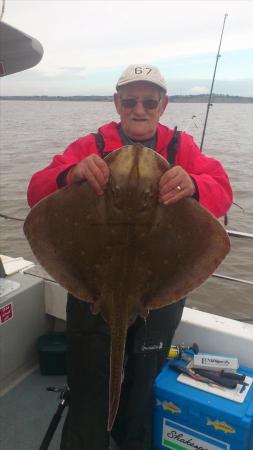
[1, 369, 66, 450]
[1, 369, 120, 450]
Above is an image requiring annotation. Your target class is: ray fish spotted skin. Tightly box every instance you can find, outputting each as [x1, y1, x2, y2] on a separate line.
[23, 144, 230, 430]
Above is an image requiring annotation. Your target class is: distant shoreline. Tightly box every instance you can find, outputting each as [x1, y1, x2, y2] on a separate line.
[1, 94, 253, 103]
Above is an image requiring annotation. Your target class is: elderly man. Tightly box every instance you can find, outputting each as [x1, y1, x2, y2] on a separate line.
[27, 64, 232, 450]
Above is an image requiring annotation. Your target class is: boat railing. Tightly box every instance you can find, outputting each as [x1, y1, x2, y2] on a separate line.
[213, 229, 253, 286]
[0, 215, 252, 286]
[227, 230, 253, 240]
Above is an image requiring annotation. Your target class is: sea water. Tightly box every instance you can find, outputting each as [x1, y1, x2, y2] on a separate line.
[0, 100, 252, 321]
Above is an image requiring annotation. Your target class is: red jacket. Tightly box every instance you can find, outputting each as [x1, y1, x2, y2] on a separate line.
[27, 121, 233, 217]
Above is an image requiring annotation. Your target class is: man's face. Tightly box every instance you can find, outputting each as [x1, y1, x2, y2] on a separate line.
[114, 81, 168, 141]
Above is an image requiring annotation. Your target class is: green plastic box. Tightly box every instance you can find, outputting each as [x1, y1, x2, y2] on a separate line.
[37, 333, 67, 375]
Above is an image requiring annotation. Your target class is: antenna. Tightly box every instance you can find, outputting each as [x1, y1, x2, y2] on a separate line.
[200, 13, 228, 152]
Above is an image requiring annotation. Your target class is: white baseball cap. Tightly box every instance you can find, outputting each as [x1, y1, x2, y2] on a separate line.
[116, 64, 167, 93]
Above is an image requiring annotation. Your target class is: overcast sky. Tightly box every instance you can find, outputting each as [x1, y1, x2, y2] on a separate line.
[1, 0, 253, 96]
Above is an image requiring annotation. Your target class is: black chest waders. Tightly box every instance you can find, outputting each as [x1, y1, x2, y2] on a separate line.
[42, 128, 185, 450]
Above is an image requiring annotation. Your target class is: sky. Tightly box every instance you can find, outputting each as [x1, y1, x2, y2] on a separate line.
[1, 0, 253, 96]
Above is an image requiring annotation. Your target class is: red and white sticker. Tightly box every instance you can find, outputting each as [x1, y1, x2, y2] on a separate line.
[0, 303, 13, 325]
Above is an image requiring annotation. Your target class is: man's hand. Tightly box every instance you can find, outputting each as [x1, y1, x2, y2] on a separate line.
[70, 154, 109, 195]
[159, 166, 196, 205]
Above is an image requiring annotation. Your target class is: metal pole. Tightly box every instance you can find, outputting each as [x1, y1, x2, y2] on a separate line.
[212, 273, 253, 286]
[227, 230, 253, 240]
[200, 13, 228, 152]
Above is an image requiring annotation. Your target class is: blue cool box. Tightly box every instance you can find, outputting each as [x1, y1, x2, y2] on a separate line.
[153, 362, 253, 450]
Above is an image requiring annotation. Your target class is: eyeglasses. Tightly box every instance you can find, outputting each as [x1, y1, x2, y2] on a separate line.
[120, 97, 161, 110]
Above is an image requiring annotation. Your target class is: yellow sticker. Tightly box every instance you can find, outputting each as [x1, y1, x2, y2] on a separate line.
[207, 418, 236, 434]
[156, 399, 181, 414]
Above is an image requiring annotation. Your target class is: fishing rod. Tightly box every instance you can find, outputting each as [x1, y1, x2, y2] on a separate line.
[200, 13, 228, 152]
[0, 0, 5, 21]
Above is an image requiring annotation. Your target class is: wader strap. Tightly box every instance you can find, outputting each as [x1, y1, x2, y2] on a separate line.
[93, 127, 181, 165]
[166, 127, 199, 201]
[166, 126, 181, 165]
[92, 132, 106, 158]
